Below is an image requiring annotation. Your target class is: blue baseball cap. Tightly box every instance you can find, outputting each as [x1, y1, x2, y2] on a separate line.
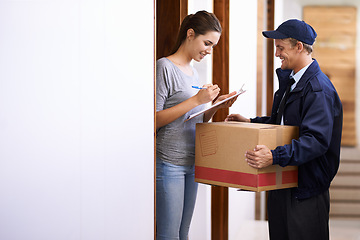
[262, 19, 317, 45]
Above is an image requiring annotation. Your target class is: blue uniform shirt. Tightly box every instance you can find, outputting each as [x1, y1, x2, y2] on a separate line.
[251, 59, 343, 199]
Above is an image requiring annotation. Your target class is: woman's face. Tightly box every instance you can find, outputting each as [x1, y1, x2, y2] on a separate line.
[188, 30, 221, 62]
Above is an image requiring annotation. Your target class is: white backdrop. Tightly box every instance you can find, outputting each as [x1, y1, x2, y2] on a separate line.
[228, 1, 258, 239]
[0, 1, 154, 239]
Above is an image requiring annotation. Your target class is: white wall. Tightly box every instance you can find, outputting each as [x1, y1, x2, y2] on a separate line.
[228, 1, 258, 239]
[0, 1, 154, 240]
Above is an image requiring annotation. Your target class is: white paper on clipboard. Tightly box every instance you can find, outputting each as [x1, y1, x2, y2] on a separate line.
[185, 84, 246, 122]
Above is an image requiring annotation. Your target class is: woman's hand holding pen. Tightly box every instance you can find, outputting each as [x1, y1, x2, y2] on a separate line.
[157, 84, 219, 129]
[194, 84, 220, 105]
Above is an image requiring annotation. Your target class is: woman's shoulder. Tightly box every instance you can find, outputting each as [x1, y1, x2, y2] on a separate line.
[156, 57, 172, 67]
[157, 57, 178, 76]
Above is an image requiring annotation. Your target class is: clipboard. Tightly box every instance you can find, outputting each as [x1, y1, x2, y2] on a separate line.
[185, 84, 246, 122]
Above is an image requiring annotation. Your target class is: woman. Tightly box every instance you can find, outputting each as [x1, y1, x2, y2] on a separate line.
[156, 10, 237, 240]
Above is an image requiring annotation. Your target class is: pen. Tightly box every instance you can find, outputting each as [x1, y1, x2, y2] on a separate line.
[192, 86, 207, 89]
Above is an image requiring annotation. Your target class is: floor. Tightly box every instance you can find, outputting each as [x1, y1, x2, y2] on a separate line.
[234, 219, 360, 240]
[329, 219, 360, 240]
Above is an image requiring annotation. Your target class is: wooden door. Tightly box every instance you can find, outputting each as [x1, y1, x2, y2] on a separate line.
[304, 6, 360, 220]
[156, 0, 188, 60]
[304, 6, 357, 146]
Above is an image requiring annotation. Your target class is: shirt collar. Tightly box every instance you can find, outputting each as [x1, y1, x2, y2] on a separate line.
[289, 60, 313, 90]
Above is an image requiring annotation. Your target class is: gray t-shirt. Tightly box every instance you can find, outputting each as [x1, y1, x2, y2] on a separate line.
[156, 57, 205, 166]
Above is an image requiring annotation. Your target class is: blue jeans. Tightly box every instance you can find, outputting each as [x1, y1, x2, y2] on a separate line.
[156, 158, 198, 240]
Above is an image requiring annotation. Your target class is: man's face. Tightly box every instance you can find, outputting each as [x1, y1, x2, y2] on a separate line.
[274, 39, 299, 71]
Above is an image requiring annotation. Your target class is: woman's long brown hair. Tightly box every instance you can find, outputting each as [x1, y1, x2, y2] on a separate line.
[169, 10, 222, 55]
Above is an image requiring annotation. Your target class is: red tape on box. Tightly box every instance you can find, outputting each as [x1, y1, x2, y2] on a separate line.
[195, 166, 297, 187]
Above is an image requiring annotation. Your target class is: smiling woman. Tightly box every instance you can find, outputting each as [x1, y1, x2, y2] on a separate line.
[155, 10, 239, 240]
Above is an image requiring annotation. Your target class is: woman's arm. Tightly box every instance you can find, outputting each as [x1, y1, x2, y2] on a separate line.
[156, 84, 220, 129]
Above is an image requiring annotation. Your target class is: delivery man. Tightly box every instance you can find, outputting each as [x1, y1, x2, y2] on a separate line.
[226, 19, 343, 240]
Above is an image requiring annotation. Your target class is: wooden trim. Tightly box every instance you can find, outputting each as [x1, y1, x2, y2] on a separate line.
[255, 191, 261, 220]
[255, 0, 265, 220]
[256, 0, 264, 117]
[212, 0, 230, 123]
[264, 0, 275, 221]
[266, 0, 275, 115]
[154, 7, 156, 240]
[154, 0, 156, 238]
[212, 1, 229, 239]
[156, 0, 186, 60]
[180, 0, 188, 21]
[211, 186, 228, 239]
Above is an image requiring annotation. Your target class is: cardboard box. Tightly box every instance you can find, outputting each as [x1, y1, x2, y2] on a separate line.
[195, 122, 299, 192]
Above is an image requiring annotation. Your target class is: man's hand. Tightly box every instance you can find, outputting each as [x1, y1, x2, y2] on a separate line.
[245, 145, 273, 169]
[225, 114, 250, 122]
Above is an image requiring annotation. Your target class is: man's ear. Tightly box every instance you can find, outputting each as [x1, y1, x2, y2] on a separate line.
[297, 41, 304, 52]
[187, 28, 195, 40]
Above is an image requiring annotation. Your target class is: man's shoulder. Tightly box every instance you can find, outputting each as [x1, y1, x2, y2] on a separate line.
[304, 59, 331, 91]
[306, 71, 340, 100]
[307, 73, 324, 92]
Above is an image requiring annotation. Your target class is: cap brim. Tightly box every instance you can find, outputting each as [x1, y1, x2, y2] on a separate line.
[262, 30, 288, 39]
